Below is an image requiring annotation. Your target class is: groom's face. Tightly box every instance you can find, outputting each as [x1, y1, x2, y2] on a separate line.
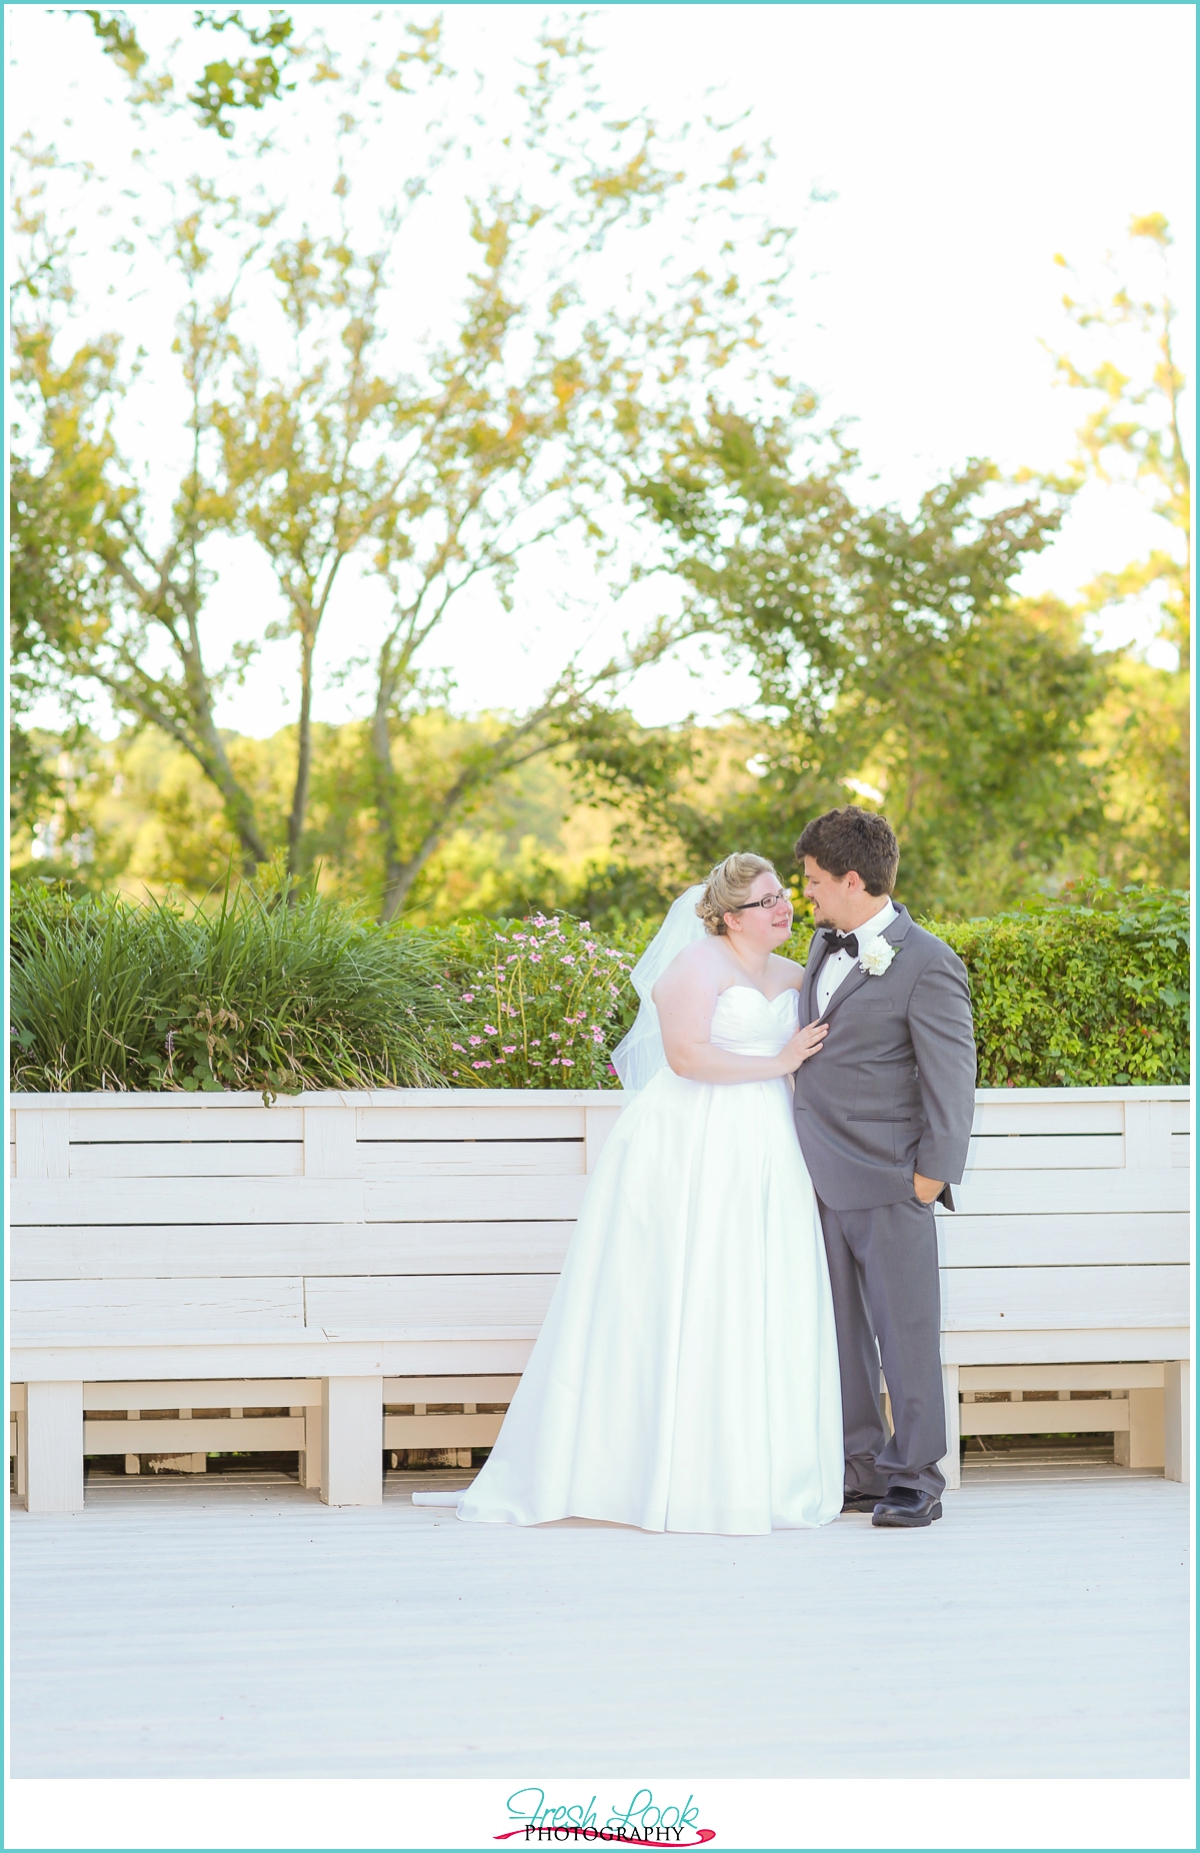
[803, 857, 858, 930]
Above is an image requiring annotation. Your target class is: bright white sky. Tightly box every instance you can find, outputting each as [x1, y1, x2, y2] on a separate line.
[7, 2, 1195, 737]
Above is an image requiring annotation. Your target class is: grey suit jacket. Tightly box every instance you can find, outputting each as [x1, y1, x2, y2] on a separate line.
[792, 904, 976, 1212]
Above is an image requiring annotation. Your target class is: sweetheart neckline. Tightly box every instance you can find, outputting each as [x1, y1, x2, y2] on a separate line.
[718, 985, 799, 1007]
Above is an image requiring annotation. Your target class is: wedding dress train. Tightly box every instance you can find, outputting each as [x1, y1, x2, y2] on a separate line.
[431, 984, 844, 1535]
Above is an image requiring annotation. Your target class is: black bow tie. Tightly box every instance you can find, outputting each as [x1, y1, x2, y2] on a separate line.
[823, 929, 859, 958]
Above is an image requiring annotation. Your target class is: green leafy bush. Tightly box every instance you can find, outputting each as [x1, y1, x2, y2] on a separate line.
[9, 879, 1188, 1095]
[928, 884, 1190, 1087]
[10, 881, 451, 1095]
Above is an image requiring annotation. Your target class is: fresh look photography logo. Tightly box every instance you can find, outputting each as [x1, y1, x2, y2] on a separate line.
[496, 1788, 714, 1845]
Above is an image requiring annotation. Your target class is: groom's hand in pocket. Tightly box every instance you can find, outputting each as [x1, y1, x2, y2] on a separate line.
[913, 1172, 944, 1204]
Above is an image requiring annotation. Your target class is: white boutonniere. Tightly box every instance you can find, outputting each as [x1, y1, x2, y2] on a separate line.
[859, 940, 896, 977]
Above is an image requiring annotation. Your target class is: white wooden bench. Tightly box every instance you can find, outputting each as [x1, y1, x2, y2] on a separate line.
[8, 1085, 1190, 1509]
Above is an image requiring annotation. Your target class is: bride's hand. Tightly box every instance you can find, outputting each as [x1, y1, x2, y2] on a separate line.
[777, 1018, 828, 1074]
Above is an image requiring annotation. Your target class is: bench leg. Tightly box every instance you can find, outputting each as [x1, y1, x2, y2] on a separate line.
[299, 1402, 325, 1494]
[1114, 1388, 1164, 1469]
[940, 1362, 961, 1491]
[1164, 1361, 1191, 1484]
[320, 1377, 382, 1507]
[25, 1381, 84, 1514]
[11, 1408, 27, 1501]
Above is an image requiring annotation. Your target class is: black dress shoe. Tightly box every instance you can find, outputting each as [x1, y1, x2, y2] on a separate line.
[871, 1486, 943, 1528]
[842, 1489, 888, 1514]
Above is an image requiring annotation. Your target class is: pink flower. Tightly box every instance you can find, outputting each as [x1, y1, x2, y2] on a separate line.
[502, 1045, 517, 1054]
[561, 1059, 574, 1068]
[472, 1060, 493, 1070]
[483, 1023, 498, 1035]
[452, 1043, 465, 1052]
[591, 1027, 604, 1044]
[549, 1033, 560, 1042]
[462, 993, 475, 1003]
[469, 1036, 483, 1047]
[530, 953, 542, 963]
[561, 954, 576, 965]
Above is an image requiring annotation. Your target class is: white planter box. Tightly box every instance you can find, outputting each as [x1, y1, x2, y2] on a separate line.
[8, 1085, 1191, 1507]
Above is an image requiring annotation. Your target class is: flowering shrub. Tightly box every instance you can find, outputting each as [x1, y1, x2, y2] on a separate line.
[428, 913, 652, 1088]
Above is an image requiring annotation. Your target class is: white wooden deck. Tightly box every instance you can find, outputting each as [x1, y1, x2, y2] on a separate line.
[9, 1463, 1189, 1779]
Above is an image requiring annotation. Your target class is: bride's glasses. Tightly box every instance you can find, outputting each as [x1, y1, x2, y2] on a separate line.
[731, 890, 794, 912]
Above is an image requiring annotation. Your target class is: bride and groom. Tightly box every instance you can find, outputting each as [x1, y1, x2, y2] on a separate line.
[416, 806, 978, 1535]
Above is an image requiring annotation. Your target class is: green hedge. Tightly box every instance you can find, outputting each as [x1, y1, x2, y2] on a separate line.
[928, 885, 1190, 1087]
[9, 879, 1189, 1093]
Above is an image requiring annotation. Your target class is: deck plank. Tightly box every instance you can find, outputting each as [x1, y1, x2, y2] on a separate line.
[8, 1471, 1189, 1779]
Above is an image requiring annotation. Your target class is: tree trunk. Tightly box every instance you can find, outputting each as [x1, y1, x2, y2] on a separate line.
[287, 627, 316, 881]
[370, 697, 404, 920]
[379, 822, 446, 924]
[370, 696, 477, 924]
[206, 743, 271, 878]
[114, 672, 270, 881]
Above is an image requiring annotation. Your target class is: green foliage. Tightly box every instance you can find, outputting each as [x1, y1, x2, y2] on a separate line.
[619, 410, 1119, 917]
[81, 8, 304, 135]
[924, 884, 1187, 1088]
[9, 882, 1188, 1098]
[10, 880, 450, 1096]
[188, 11, 298, 138]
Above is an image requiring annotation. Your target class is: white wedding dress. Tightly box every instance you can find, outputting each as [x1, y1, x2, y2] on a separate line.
[436, 973, 845, 1536]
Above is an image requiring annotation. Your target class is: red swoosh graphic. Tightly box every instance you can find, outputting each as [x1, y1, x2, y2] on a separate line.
[494, 1832, 715, 1847]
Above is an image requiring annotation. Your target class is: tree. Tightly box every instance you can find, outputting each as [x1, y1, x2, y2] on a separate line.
[13, 13, 796, 911]
[8, 153, 116, 840]
[1049, 212, 1189, 657]
[9, 160, 276, 874]
[582, 408, 1111, 916]
[1042, 213, 1190, 889]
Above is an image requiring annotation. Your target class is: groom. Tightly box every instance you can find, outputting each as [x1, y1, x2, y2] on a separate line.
[792, 807, 976, 1529]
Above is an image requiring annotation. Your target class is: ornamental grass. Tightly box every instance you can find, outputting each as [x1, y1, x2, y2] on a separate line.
[10, 879, 451, 1095]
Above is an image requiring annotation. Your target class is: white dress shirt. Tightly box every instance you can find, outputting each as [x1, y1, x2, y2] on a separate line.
[815, 897, 897, 1015]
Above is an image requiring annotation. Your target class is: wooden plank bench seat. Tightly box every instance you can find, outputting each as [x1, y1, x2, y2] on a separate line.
[8, 1086, 1191, 1509]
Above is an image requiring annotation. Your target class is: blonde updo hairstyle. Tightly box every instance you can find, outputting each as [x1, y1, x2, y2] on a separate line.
[695, 852, 778, 936]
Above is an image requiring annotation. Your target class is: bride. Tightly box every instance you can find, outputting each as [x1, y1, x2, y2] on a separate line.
[415, 853, 844, 1535]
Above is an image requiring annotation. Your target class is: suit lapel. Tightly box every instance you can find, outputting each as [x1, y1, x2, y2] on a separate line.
[801, 924, 833, 1023]
[818, 903, 912, 1022]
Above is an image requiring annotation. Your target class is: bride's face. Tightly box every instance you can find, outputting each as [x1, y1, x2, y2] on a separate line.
[724, 871, 794, 952]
